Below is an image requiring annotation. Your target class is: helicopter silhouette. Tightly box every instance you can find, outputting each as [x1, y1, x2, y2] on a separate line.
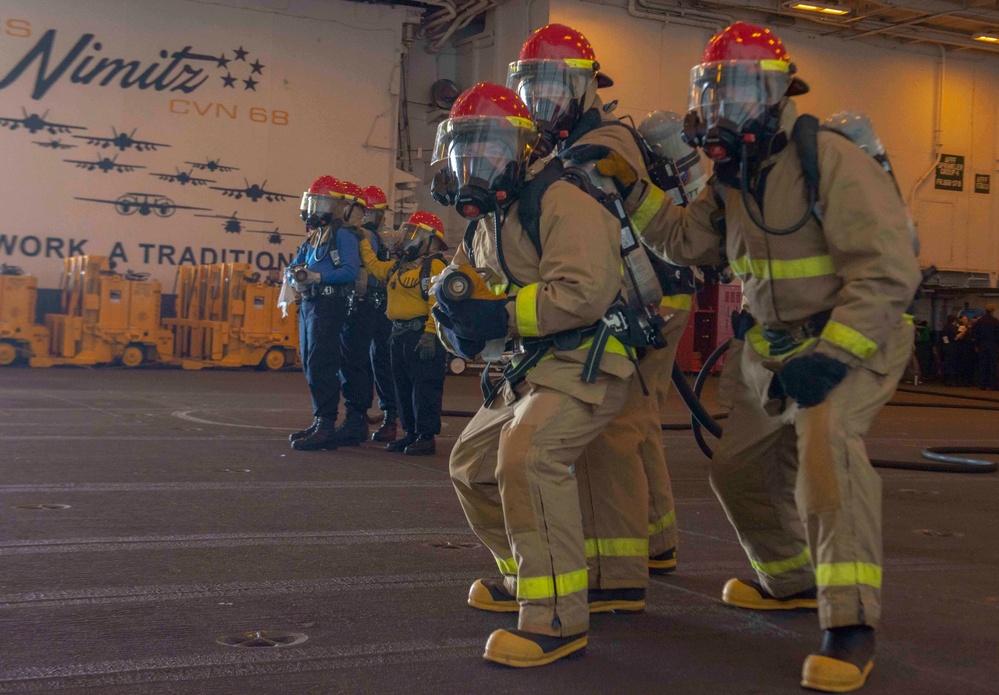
[246, 227, 304, 245]
[210, 178, 292, 203]
[195, 211, 274, 234]
[150, 168, 215, 186]
[185, 157, 239, 173]
[75, 192, 210, 217]
[0, 108, 86, 135]
[64, 153, 146, 174]
[73, 127, 170, 152]
[33, 139, 77, 150]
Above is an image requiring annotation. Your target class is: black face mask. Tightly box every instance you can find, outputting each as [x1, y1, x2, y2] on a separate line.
[301, 211, 332, 229]
[431, 168, 459, 207]
[455, 176, 497, 221]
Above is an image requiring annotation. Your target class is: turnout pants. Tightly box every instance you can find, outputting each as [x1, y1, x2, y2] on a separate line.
[339, 295, 378, 416]
[450, 360, 632, 637]
[390, 328, 446, 437]
[370, 309, 396, 413]
[298, 295, 350, 419]
[710, 323, 913, 629]
[575, 306, 688, 590]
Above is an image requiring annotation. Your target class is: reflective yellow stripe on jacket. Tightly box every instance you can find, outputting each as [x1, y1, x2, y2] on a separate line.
[648, 510, 676, 536]
[730, 254, 835, 280]
[745, 324, 816, 360]
[820, 320, 878, 360]
[495, 556, 518, 575]
[517, 569, 588, 600]
[585, 537, 648, 559]
[660, 294, 692, 311]
[749, 547, 812, 577]
[515, 283, 540, 337]
[632, 183, 666, 234]
[816, 562, 882, 588]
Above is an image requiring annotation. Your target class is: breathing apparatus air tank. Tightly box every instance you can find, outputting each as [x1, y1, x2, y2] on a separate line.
[822, 110, 919, 255]
[638, 110, 708, 204]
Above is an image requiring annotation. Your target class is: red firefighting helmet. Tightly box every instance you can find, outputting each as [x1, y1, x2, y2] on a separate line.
[515, 24, 612, 88]
[363, 185, 388, 210]
[300, 174, 342, 225]
[431, 83, 538, 218]
[398, 210, 446, 260]
[339, 181, 365, 204]
[689, 21, 808, 135]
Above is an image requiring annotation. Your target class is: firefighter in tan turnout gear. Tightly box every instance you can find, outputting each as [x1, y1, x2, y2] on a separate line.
[429, 82, 638, 667]
[506, 23, 691, 600]
[595, 21, 921, 692]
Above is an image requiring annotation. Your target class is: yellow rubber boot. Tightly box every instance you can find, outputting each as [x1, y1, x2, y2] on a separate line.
[467, 578, 518, 613]
[722, 578, 818, 610]
[801, 626, 876, 693]
[483, 629, 588, 667]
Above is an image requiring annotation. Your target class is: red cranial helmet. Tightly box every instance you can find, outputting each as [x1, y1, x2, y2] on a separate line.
[431, 82, 538, 219]
[508, 23, 611, 155]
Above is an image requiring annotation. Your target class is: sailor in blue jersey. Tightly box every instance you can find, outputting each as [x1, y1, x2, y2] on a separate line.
[287, 175, 363, 451]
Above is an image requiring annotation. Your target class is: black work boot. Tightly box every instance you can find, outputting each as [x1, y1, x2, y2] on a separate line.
[801, 625, 876, 692]
[386, 432, 416, 453]
[289, 417, 320, 443]
[332, 409, 368, 447]
[291, 417, 338, 451]
[371, 411, 398, 442]
[587, 587, 646, 613]
[648, 547, 677, 575]
[404, 434, 436, 456]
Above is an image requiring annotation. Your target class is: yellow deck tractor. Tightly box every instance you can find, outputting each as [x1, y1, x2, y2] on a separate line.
[0, 267, 50, 366]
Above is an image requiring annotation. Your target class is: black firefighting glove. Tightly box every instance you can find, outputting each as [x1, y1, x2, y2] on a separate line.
[416, 331, 439, 361]
[778, 353, 849, 409]
[432, 308, 486, 360]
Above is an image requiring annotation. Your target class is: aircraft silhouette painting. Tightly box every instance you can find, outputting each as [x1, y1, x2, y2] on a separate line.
[73, 127, 170, 152]
[186, 157, 239, 173]
[65, 153, 146, 174]
[246, 227, 303, 245]
[0, 108, 86, 135]
[210, 178, 292, 203]
[76, 192, 209, 217]
[150, 168, 215, 186]
[195, 211, 273, 234]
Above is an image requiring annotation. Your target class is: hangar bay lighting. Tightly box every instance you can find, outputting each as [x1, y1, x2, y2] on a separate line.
[973, 33, 999, 43]
[782, 2, 851, 16]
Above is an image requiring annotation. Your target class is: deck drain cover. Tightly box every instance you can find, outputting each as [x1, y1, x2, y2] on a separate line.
[429, 541, 479, 549]
[216, 630, 307, 648]
[215, 468, 252, 473]
[914, 529, 964, 538]
[15, 504, 71, 510]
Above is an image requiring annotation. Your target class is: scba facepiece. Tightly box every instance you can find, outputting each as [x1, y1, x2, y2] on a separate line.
[686, 21, 807, 163]
[398, 211, 446, 262]
[362, 185, 388, 231]
[300, 175, 342, 230]
[432, 83, 539, 221]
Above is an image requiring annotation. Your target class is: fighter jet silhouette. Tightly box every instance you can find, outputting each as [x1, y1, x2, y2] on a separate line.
[75, 192, 210, 217]
[210, 178, 293, 203]
[0, 108, 86, 135]
[73, 127, 170, 152]
[150, 168, 215, 186]
[195, 211, 274, 234]
[186, 157, 239, 173]
[64, 153, 146, 174]
[33, 139, 77, 150]
[246, 227, 304, 245]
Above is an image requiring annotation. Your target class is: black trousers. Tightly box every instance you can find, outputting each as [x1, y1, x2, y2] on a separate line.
[339, 295, 378, 416]
[390, 328, 446, 437]
[977, 342, 998, 389]
[370, 309, 396, 413]
[299, 295, 349, 419]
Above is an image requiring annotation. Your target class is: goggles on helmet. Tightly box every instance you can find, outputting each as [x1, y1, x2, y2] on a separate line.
[506, 59, 595, 135]
[431, 115, 536, 193]
[688, 60, 792, 134]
